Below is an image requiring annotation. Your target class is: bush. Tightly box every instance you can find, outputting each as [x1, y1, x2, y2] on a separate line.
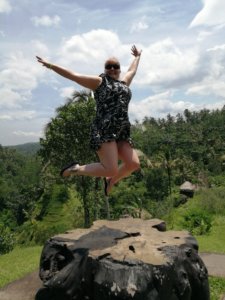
[197, 187, 225, 215]
[33, 224, 67, 244]
[182, 209, 212, 235]
[209, 175, 225, 187]
[173, 194, 188, 208]
[0, 224, 15, 254]
[17, 221, 70, 245]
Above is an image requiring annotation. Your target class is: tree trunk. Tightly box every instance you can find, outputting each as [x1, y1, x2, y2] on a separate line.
[81, 177, 90, 228]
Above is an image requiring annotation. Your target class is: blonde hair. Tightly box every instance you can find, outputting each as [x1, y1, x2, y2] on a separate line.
[104, 56, 120, 66]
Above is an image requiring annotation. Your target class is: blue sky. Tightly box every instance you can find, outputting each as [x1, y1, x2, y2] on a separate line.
[1, 0, 225, 145]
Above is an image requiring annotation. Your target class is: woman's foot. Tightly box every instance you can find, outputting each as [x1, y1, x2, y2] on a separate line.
[60, 161, 80, 177]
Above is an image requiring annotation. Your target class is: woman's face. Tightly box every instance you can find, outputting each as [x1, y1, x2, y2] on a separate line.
[104, 58, 121, 80]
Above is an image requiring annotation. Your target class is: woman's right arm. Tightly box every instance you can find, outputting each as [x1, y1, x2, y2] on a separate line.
[36, 56, 102, 91]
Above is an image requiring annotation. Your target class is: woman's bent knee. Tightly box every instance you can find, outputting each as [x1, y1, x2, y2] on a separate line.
[127, 160, 140, 172]
[105, 166, 119, 177]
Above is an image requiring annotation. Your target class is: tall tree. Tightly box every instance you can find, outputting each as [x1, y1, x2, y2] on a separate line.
[39, 90, 99, 227]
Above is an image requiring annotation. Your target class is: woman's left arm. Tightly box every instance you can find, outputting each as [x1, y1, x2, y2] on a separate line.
[122, 45, 142, 86]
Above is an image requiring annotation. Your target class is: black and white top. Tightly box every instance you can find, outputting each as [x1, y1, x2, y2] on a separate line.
[90, 73, 133, 151]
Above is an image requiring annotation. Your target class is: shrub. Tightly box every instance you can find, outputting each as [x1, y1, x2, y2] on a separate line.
[182, 209, 212, 235]
[0, 224, 15, 254]
[33, 223, 68, 245]
[195, 187, 225, 215]
[16, 221, 71, 245]
[173, 194, 188, 208]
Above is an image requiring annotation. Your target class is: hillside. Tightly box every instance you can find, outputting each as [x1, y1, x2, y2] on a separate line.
[6, 142, 41, 156]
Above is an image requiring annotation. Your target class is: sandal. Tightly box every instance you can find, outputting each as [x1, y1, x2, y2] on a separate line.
[60, 161, 79, 177]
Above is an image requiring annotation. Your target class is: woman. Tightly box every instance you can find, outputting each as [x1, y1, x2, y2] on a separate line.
[36, 45, 142, 196]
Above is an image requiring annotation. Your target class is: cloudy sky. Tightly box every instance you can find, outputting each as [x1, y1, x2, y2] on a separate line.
[1, 0, 225, 146]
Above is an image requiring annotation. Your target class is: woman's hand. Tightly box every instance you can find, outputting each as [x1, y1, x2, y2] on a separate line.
[36, 56, 51, 69]
[131, 45, 142, 57]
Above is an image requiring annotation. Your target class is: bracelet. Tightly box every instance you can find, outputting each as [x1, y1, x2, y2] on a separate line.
[48, 63, 52, 69]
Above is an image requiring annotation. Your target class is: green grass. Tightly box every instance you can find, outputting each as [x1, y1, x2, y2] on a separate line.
[0, 246, 42, 288]
[209, 276, 225, 300]
[164, 189, 225, 254]
[196, 216, 225, 254]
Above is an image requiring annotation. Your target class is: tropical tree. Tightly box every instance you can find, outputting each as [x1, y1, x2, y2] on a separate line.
[39, 90, 103, 227]
[0, 146, 42, 226]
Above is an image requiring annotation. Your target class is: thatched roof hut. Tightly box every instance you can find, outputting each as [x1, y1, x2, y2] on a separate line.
[180, 181, 196, 197]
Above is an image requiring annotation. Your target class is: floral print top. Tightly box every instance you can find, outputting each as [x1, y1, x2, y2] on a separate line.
[90, 73, 133, 151]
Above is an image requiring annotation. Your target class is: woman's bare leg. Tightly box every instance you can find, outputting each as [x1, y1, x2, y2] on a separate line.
[62, 141, 119, 178]
[106, 141, 140, 195]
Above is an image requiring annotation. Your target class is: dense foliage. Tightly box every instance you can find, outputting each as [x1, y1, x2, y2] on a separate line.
[0, 146, 42, 253]
[1, 89, 225, 254]
[132, 108, 225, 184]
[39, 90, 103, 228]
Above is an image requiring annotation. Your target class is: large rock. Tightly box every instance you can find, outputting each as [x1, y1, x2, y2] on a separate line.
[35, 218, 209, 300]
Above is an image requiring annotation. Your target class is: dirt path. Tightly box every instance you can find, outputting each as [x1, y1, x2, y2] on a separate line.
[0, 271, 42, 300]
[0, 253, 225, 300]
[200, 252, 225, 278]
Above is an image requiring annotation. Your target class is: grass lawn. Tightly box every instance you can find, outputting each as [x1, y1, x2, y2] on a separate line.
[0, 246, 42, 288]
[196, 216, 225, 254]
[197, 217, 225, 299]
[209, 276, 225, 300]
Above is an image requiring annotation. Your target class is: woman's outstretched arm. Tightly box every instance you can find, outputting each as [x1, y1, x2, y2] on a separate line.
[36, 56, 102, 91]
[122, 45, 142, 86]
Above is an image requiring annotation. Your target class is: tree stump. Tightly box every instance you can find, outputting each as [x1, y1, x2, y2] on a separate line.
[35, 218, 209, 300]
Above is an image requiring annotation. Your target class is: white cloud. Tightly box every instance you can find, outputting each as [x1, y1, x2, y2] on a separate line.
[31, 40, 50, 57]
[0, 51, 43, 109]
[13, 130, 42, 137]
[195, 23, 225, 42]
[0, 110, 36, 120]
[129, 91, 188, 120]
[59, 86, 75, 99]
[190, 0, 225, 27]
[52, 31, 225, 103]
[129, 91, 225, 121]
[1, 68, 37, 91]
[31, 15, 61, 27]
[130, 16, 149, 33]
[207, 44, 225, 52]
[196, 30, 213, 41]
[134, 38, 201, 89]
[187, 79, 225, 98]
[2, 52, 41, 89]
[0, 0, 11, 13]
[59, 34, 203, 91]
[186, 44, 225, 98]
[58, 29, 125, 70]
[0, 88, 22, 108]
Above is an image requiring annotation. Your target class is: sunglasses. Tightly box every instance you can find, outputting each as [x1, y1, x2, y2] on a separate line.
[105, 63, 120, 70]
